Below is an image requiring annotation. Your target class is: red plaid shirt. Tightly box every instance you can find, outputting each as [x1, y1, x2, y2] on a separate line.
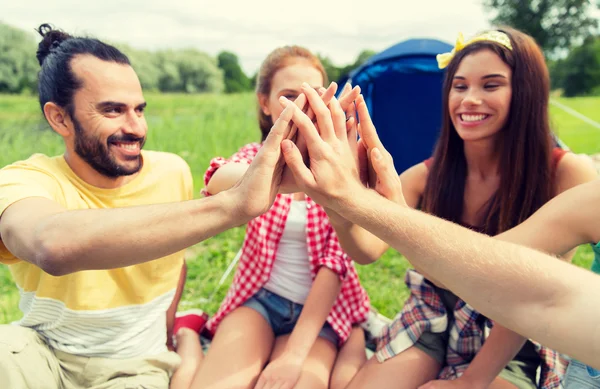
[203, 143, 370, 345]
[376, 270, 567, 388]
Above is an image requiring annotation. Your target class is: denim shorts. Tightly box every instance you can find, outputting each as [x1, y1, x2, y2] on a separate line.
[564, 359, 600, 388]
[242, 288, 339, 347]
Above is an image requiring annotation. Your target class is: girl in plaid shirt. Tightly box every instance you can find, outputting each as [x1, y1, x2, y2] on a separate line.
[334, 28, 597, 389]
[183, 46, 370, 389]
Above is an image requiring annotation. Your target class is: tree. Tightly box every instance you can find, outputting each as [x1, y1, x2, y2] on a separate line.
[547, 58, 567, 90]
[117, 44, 161, 92]
[560, 36, 600, 96]
[317, 55, 342, 83]
[337, 50, 377, 82]
[249, 72, 257, 90]
[484, 0, 599, 55]
[217, 51, 251, 93]
[156, 49, 224, 93]
[354, 49, 377, 67]
[0, 22, 38, 94]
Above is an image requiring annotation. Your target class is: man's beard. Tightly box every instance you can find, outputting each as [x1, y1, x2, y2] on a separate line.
[72, 116, 146, 178]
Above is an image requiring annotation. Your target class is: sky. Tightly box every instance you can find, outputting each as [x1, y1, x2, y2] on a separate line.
[3, 0, 492, 75]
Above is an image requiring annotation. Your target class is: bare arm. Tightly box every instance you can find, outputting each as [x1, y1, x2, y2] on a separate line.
[452, 154, 599, 387]
[498, 160, 600, 254]
[329, 131, 428, 265]
[0, 193, 241, 276]
[281, 93, 600, 369]
[0, 99, 298, 276]
[205, 163, 249, 195]
[284, 267, 341, 359]
[332, 190, 600, 368]
[255, 266, 342, 388]
[499, 185, 600, 256]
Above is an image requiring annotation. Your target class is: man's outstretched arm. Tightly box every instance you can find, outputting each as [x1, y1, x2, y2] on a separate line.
[333, 188, 600, 368]
[280, 86, 600, 369]
[0, 101, 297, 276]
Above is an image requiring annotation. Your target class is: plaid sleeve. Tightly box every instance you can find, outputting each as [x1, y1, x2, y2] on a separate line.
[317, 226, 349, 280]
[202, 142, 261, 196]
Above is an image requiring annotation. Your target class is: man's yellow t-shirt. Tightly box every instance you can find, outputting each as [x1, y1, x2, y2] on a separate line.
[0, 151, 193, 358]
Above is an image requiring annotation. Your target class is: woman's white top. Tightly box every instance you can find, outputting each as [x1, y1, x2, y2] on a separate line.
[263, 200, 312, 304]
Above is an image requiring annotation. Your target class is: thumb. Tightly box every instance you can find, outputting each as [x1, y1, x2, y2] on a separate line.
[281, 140, 316, 189]
[371, 148, 396, 178]
[371, 148, 404, 204]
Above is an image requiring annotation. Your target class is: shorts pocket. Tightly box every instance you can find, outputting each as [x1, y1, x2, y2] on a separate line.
[0, 325, 30, 353]
[586, 365, 600, 379]
[564, 360, 600, 388]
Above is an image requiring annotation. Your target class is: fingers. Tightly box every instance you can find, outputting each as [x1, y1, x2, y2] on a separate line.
[338, 82, 351, 99]
[253, 101, 296, 189]
[371, 147, 405, 205]
[329, 97, 348, 141]
[302, 82, 337, 141]
[293, 93, 307, 110]
[318, 82, 338, 106]
[295, 131, 309, 166]
[277, 93, 307, 141]
[356, 95, 385, 151]
[346, 101, 357, 135]
[277, 92, 307, 113]
[281, 140, 316, 189]
[339, 85, 361, 112]
[304, 83, 337, 134]
[264, 101, 295, 150]
[357, 138, 369, 185]
[283, 97, 322, 147]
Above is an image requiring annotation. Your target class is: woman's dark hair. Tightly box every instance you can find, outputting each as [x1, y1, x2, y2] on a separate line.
[36, 23, 131, 117]
[421, 27, 554, 236]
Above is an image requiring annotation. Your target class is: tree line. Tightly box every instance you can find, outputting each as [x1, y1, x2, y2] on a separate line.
[0, 22, 374, 95]
[2, 0, 599, 98]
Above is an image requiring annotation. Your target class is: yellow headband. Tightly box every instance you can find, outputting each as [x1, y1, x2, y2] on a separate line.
[436, 31, 513, 69]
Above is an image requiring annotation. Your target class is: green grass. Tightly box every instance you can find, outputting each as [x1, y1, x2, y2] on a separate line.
[551, 97, 600, 154]
[1, 93, 599, 323]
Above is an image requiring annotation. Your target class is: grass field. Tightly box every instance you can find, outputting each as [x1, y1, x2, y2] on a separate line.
[0, 93, 599, 324]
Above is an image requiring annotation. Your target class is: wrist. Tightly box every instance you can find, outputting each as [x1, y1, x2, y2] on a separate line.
[283, 337, 312, 362]
[215, 189, 253, 226]
[327, 184, 369, 216]
[325, 208, 352, 228]
[280, 346, 308, 364]
[458, 370, 491, 389]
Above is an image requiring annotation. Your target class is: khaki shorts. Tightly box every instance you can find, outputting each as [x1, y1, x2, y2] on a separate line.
[0, 324, 181, 389]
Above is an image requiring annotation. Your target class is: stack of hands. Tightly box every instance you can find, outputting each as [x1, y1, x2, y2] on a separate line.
[244, 82, 457, 389]
[229, 81, 406, 229]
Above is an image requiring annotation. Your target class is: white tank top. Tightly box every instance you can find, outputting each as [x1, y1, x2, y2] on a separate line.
[263, 200, 312, 304]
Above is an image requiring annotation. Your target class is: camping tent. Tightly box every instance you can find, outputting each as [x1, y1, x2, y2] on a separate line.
[343, 38, 453, 174]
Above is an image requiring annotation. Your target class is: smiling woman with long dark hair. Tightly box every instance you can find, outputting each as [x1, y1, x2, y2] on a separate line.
[336, 27, 598, 389]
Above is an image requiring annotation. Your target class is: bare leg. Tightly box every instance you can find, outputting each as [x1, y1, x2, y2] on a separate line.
[345, 346, 441, 389]
[170, 328, 203, 389]
[330, 326, 368, 389]
[189, 307, 274, 389]
[489, 377, 519, 389]
[268, 334, 337, 389]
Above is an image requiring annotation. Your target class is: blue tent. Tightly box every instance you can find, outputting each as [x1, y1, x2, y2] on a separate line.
[344, 38, 453, 174]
